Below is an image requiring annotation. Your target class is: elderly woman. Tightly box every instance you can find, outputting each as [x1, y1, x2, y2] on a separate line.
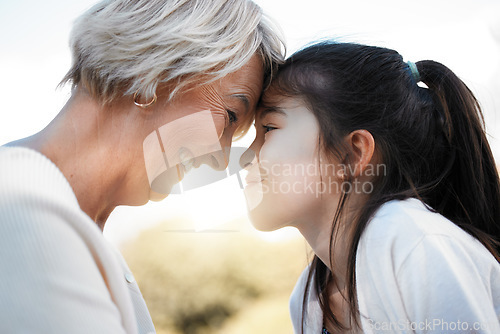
[0, 0, 284, 333]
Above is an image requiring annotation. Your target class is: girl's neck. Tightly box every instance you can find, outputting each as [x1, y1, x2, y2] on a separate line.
[295, 198, 359, 279]
[295, 192, 369, 332]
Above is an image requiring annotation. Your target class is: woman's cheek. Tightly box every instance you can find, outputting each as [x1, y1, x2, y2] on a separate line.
[209, 109, 227, 140]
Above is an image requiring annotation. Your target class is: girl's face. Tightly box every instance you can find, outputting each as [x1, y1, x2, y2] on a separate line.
[242, 94, 342, 231]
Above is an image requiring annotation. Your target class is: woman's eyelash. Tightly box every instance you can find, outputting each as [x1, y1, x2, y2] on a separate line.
[226, 110, 238, 125]
[262, 125, 277, 133]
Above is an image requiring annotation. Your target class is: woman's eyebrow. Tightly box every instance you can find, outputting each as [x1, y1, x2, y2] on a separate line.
[259, 106, 286, 120]
[228, 94, 250, 112]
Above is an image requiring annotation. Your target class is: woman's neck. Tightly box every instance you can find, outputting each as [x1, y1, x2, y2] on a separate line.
[11, 91, 125, 230]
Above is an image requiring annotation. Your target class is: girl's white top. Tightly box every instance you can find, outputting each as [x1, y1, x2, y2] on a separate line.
[0, 146, 156, 334]
[290, 198, 500, 333]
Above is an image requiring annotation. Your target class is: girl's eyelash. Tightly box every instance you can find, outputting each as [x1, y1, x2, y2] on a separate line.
[226, 110, 238, 125]
[262, 125, 277, 133]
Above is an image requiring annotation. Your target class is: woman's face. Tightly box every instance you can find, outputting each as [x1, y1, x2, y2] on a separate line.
[139, 55, 265, 202]
[242, 94, 342, 231]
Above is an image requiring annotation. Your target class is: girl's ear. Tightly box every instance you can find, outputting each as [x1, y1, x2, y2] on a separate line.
[344, 130, 375, 178]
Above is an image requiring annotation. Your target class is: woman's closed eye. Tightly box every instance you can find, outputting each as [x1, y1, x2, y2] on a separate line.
[226, 110, 238, 126]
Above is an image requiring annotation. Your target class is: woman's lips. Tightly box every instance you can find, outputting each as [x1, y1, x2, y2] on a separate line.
[179, 148, 195, 173]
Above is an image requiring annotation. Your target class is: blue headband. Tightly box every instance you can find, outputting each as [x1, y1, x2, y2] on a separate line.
[407, 61, 420, 83]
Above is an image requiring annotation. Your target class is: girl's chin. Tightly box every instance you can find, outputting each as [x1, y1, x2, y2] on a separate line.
[248, 209, 284, 232]
[251, 223, 279, 232]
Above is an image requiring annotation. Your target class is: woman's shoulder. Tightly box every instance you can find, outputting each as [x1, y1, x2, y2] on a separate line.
[0, 145, 78, 205]
[0, 145, 112, 270]
[0, 146, 138, 333]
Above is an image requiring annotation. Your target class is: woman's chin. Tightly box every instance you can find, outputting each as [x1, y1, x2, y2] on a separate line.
[149, 189, 169, 202]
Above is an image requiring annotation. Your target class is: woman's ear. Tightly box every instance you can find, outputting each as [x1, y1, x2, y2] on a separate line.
[344, 130, 375, 178]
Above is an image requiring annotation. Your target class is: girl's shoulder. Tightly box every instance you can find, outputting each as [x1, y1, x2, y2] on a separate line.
[363, 198, 475, 246]
[289, 263, 323, 334]
[358, 198, 499, 274]
[356, 199, 500, 330]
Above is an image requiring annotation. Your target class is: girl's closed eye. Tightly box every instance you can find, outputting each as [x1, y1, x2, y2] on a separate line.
[262, 125, 277, 133]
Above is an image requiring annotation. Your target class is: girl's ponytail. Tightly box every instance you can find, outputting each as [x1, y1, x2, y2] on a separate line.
[417, 60, 500, 259]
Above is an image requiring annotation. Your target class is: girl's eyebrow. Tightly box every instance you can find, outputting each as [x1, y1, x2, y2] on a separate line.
[259, 106, 286, 120]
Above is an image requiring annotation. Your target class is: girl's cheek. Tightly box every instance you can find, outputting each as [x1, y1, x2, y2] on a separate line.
[258, 142, 272, 160]
[258, 145, 280, 176]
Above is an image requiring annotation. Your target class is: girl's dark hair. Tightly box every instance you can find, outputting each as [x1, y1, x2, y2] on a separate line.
[271, 42, 500, 332]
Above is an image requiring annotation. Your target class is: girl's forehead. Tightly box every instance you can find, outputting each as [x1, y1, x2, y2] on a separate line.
[260, 89, 300, 108]
[261, 88, 284, 104]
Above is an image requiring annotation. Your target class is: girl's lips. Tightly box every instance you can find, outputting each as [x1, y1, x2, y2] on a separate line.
[244, 163, 265, 185]
[245, 178, 263, 184]
[245, 174, 264, 184]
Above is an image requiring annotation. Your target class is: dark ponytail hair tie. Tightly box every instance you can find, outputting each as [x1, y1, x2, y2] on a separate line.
[407, 61, 421, 83]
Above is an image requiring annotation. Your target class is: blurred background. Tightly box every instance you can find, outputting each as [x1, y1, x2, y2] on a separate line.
[1, 0, 499, 332]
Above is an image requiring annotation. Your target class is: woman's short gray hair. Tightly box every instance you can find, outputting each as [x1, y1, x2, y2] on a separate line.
[60, 0, 285, 104]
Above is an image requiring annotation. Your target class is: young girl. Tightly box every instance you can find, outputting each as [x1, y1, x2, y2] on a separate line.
[241, 42, 500, 333]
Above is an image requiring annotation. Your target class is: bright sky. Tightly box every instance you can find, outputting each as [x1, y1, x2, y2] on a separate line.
[1, 0, 499, 245]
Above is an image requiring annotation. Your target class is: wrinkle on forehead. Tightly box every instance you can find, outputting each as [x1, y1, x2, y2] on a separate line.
[199, 83, 226, 109]
[221, 55, 264, 109]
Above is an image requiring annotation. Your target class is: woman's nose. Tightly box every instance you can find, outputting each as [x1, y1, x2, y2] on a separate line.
[239, 138, 260, 169]
[202, 130, 232, 171]
[205, 148, 229, 171]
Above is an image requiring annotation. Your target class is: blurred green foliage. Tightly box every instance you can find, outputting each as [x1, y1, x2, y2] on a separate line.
[121, 219, 310, 334]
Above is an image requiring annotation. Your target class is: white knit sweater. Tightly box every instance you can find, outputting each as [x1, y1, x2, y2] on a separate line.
[0, 146, 155, 334]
